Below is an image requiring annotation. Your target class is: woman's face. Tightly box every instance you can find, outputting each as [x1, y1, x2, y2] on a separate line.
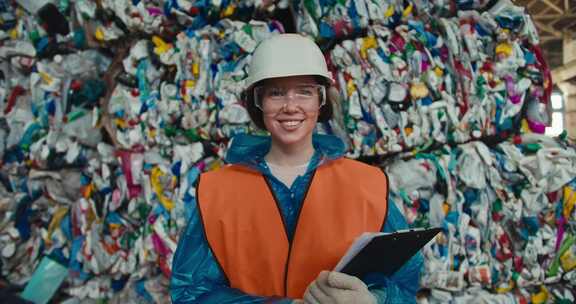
[259, 75, 322, 149]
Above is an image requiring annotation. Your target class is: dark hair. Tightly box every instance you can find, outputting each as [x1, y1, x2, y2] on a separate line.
[242, 76, 334, 130]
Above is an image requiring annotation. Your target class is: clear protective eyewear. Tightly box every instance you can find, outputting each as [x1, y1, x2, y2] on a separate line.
[254, 84, 326, 113]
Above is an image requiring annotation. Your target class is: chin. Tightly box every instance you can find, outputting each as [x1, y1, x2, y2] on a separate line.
[271, 132, 312, 146]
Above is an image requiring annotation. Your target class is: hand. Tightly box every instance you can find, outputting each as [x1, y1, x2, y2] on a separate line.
[303, 271, 376, 304]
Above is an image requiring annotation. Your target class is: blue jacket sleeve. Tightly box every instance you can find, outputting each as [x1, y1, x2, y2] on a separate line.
[363, 195, 424, 304]
[170, 192, 294, 304]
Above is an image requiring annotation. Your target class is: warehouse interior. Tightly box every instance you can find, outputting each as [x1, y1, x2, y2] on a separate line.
[517, 0, 576, 138]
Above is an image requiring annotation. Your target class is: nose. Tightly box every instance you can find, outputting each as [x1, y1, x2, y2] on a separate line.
[281, 100, 299, 113]
[281, 92, 300, 112]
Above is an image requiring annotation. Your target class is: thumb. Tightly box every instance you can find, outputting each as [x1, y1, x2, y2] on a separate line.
[327, 271, 366, 290]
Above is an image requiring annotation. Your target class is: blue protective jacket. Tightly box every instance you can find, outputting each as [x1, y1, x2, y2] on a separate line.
[171, 133, 423, 303]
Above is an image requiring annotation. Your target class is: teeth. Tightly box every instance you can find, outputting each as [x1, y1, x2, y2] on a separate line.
[282, 120, 302, 127]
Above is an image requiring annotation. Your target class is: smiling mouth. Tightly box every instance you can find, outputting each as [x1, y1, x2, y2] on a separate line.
[279, 120, 304, 128]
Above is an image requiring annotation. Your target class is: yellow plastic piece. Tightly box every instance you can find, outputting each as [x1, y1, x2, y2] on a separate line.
[114, 118, 127, 129]
[151, 167, 175, 211]
[95, 27, 105, 41]
[39, 72, 53, 85]
[443, 202, 451, 215]
[360, 36, 377, 59]
[185, 80, 196, 88]
[207, 160, 223, 172]
[385, 5, 395, 17]
[152, 36, 171, 54]
[222, 4, 236, 17]
[495, 43, 513, 57]
[85, 203, 96, 226]
[346, 79, 356, 96]
[9, 28, 19, 40]
[403, 4, 413, 17]
[410, 82, 429, 99]
[46, 207, 69, 245]
[495, 280, 514, 293]
[560, 248, 576, 271]
[434, 66, 443, 77]
[364, 36, 377, 49]
[563, 185, 576, 219]
[531, 286, 549, 304]
[520, 119, 530, 133]
[193, 63, 200, 77]
[149, 129, 157, 138]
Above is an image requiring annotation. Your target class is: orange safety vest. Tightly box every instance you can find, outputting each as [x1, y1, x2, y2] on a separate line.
[197, 158, 389, 298]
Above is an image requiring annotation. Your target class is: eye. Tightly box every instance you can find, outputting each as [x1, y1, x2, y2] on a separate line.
[295, 86, 316, 97]
[265, 87, 285, 98]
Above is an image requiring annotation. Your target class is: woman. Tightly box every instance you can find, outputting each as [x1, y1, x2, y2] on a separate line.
[171, 34, 423, 304]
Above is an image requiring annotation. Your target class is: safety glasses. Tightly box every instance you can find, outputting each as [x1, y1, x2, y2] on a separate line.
[254, 84, 326, 113]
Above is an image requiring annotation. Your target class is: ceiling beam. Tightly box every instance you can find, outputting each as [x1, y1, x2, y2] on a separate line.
[540, 37, 557, 44]
[565, 18, 576, 30]
[540, 5, 555, 15]
[534, 21, 563, 38]
[557, 82, 576, 97]
[528, 5, 555, 20]
[552, 60, 576, 84]
[533, 13, 576, 20]
[527, 0, 541, 9]
[548, 16, 564, 27]
[542, 0, 565, 14]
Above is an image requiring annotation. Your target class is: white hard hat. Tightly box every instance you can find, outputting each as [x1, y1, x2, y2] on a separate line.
[244, 34, 333, 90]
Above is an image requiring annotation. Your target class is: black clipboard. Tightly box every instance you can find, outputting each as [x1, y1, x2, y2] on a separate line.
[335, 227, 442, 278]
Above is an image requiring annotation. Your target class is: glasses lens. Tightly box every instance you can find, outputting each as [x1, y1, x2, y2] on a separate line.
[254, 84, 326, 112]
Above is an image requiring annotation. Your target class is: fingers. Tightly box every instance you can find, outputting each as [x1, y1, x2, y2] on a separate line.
[311, 281, 333, 303]
[316, 271, 330, 287]
[303, 283, 321, 304]
[303, 271, 335, 304]
[326, 271, 367, 291]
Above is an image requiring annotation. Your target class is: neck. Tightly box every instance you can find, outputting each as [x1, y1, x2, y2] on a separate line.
[266, 138, 315, 167]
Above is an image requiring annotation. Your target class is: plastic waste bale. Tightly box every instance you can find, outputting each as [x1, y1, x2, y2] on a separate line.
[72, 0, 287, 42]
[294, 0, 522, 41]
[324, 0, 551, 159]
[104, 18, 282, 152]
[385, 133, 576, 303]
[0, 2, 116, 295]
